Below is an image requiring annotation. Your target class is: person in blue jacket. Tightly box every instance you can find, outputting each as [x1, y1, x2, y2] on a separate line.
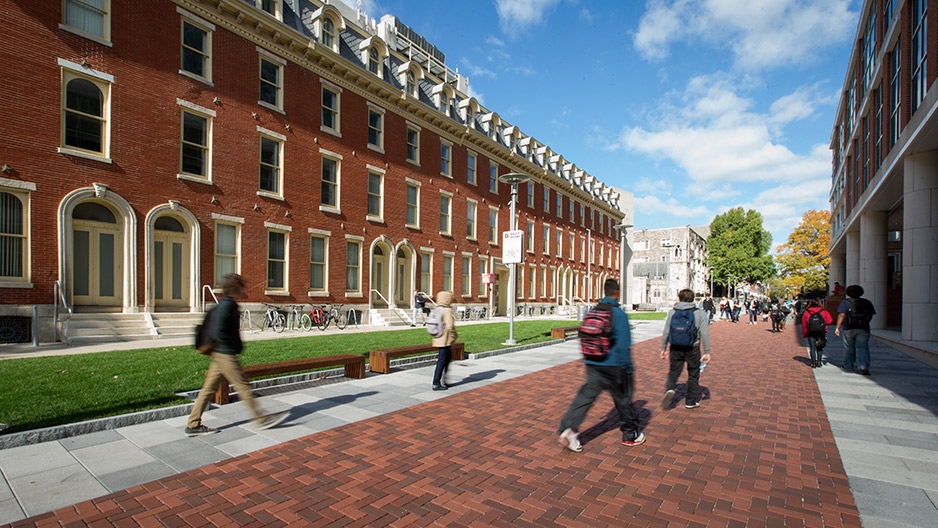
[557, 279, 645, 452]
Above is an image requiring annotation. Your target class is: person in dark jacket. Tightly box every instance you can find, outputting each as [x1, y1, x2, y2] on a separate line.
[558, 279, 644, 452]
[660, 289, 712, 410]
[185, 273, 287, 436]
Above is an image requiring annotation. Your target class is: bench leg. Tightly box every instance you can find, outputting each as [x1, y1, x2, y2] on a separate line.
[369, 352, 389, 374]
[214, 379, 230, 405]
[345, 360, 365, 379]
[451, 343, 465, 361]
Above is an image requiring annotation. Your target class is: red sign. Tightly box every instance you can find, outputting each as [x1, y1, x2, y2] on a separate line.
[482, 273, 497, 284]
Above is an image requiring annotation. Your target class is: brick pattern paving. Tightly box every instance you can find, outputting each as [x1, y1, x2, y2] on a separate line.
[10, 321, 862, 527]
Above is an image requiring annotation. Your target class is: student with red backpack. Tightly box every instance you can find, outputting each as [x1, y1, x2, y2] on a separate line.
[660, 289, 712, 410]
[801, 299, 833, 368]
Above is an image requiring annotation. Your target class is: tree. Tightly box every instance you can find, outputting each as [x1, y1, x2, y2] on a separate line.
[707, 207, 775, 294]
[774, 209, 831, 297]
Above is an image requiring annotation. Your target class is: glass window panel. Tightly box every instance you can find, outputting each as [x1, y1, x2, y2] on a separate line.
[98, 232, 114, 297]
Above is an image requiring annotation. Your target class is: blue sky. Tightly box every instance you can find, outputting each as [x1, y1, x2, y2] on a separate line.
[340, 0, 860, 250]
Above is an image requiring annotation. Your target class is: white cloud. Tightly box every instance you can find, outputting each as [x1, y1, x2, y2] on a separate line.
[635, 194, 710, 219]
[494, 0, 562, 33]
[633, 0, 856, 71]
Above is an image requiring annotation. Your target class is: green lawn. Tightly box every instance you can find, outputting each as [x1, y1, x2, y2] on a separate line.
[0, 313, 664, 435]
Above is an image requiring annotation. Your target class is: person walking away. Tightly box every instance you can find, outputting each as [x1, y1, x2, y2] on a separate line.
[801, 299, 833, 368]
[834, 284, 876, 375]
[411, 290, 427, 327]
[430, 290, 457, 390]
[186, 273, 288, 436]
[558, 279, 644, 452]
[701, 294, 714, 325]
[660, 289, 712, 410]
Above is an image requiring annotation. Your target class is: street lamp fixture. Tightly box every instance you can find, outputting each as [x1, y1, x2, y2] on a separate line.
[497, 172, 530, 346]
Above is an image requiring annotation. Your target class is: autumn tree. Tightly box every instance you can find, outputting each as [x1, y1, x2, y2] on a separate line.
[775, 209, 831, 296]
[707, 207, 775, 294]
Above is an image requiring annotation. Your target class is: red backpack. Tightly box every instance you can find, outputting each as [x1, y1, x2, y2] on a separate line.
[578, 303, 614, 361]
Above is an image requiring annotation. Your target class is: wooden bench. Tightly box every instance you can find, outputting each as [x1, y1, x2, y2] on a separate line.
[369, 342, 465, 374]
[551, 326, 581, 339]
[214, 353, 365, 404]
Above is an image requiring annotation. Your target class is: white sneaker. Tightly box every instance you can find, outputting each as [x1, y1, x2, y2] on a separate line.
[254, 411, 288, 431]
[558, 428, 583, 452]
[661, 389, 675, 410]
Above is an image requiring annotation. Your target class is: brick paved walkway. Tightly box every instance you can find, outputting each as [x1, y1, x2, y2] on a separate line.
[10, 321, 862, 527]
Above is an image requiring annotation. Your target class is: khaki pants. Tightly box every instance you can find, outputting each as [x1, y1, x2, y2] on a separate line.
[187, 352, 263, 429]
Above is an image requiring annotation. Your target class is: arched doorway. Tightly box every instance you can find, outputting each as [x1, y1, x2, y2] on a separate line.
[71, 201, 122, 309]
[152, 215, 190, 311]
[370, 239, 393, 308]
[394, 242, 416, 308]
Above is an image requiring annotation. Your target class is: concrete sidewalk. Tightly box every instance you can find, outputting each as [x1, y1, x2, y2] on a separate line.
[1, 318, 936, 526]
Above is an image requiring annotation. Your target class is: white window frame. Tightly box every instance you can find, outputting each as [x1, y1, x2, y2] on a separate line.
[257, 127, 285, 199]
[526, 220, 535, 253]
[0, 183, 35, 287]
[321, 80, 342, 136]
[177, 99, 215, 183]
[367, 103, 385, 153]
[467, 150, 477, 185]
[308, 228, 330, 296]
[406, 122, 421, 165]
[254, 0, 281, 19]
[488, 207, 499, 246]
[258, 49, 285, 112]
[61, 0, 112, 45]
[439, 191, 453, 236]
[461, 253, 472, 296]
[178, 9, 214, 85]
[366, 165, 385, 222]
[489, 161, 499, 194]
[212, 214, 243, 287]
[320, 149, 342, 213]
[466, 199, 477, 240]
[406, 179, 420, 229]
[443, 252, 454, 292]
[345, 236, 363, 294]
[265, 222, 291, 295]
[440, 139, 452, 177]
[59, 59, 113, 162]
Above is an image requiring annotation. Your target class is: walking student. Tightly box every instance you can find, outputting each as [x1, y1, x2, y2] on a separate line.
[660, 289, 712, 410]
[430, 290, 457, 390]
[801, 298, 833, 368]
[186, 273, 288, 436]
[558, 279, 644, 452]
[834, 284, 876, 375]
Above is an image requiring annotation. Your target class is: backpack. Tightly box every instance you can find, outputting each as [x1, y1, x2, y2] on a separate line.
[668, 308, 697, 348]
[846, 298, 873, 329]
[578, 303, 614, 361]
[426, 307, 445, 338]
[194, 307, 216, 355]
[806, 311, 826, 334]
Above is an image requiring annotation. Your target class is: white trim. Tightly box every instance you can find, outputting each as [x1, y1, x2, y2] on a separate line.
[256, 46, 287, 64]
[211, 213, 245, 223]
[0, 178, 36, 191]
[57, 58, 114, 82]
[176, 7, 215, 30]
[308, 228, 331, 236]
[257, 126, 287, 141]
[177, 99, 216, 117]
[264, 221, 292, 232]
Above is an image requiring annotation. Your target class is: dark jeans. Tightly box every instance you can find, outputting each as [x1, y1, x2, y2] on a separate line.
[842, 329, 871, 371]
[432, 346, 451, 386]
[559, 365, 641, 441]
[666, 345, 701, 405]
[805, 334, 825, 363]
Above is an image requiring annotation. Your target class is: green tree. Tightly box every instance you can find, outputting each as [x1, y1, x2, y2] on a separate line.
[707, 207, 775, 293]
[774, 209, 831, 297]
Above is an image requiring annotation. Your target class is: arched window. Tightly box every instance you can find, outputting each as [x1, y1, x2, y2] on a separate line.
[0, 192, 25, 279]
[155, 216, 185, 232]
[64, 76, 105, 153]
[439, 91, 448, 114]
[322, 17, 335, 49]
[406, 71, 415, 96]
[368, 47, 379, 74]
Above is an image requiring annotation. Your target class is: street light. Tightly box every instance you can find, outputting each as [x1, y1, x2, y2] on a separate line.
[662, 242, 675, 306]
[498, 172, 530, 346]
[613, 220, 633, 307]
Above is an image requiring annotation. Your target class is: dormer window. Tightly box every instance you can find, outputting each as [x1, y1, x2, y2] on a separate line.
[368, 47, 379, 75]
[439, 91, 448, 114]
[359, 37, 388, 79]
[406, 71, 415, 96]
[322, 18, 335, 49]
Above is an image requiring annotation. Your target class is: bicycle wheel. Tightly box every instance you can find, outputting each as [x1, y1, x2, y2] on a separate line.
[335, 311, 348, 329]
[272, 312, 286, 332]
[300, 313, 312, 331]
[318, 313, 329, 331]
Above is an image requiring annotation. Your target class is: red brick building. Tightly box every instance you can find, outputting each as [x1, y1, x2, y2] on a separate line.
[0, 0, 628, 343]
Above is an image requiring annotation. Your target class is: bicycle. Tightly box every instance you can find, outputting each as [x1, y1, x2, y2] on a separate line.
[318, 303, 347, 331]
[262, 304, 286, 332]
[300, 305, 327, 331]
[286, 304, 306, 330]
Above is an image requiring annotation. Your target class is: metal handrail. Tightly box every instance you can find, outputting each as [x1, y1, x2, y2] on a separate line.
[201, 284, 219, 312]
[53, 280, 72, 343]
[370, 289, 410, 325]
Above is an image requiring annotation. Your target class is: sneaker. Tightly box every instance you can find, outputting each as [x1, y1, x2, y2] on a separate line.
[622, 432, 646, 446]
[685, 402, 700, 409]
[254, 411, 288, 431]
[558, 428, 583, 452]
[184, 425, 218, 436]
[410, 324, 416, 327]
[432, 385, 448, 391]
[661, 389, 675, 410]
[860, 368, 870, 376]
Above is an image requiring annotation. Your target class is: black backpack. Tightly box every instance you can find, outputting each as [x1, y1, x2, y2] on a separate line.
[806, 311, 826, 334]
[846, 298, 873, 329]
[578, 303, 614, 361]
[194, 307, 216, 355]
[668, 308, 696, 347]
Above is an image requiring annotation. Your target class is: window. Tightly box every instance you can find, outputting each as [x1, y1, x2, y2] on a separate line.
[180, 17, 212, 82]
[526, 182, 534, 208]
[467, 151, 477, 185]
[528, 264, 536, 299]
[479, 257, 489, 296]
[179, 106, 212, 179]
[569, 201, 575, 222]
[526, 220, 535, 252]
[543, 187, 549, 212]
[466, 200, 477, 239]
[321, 153, 340, 209]
[890, 46, 901, 147]
[309, 233, 327, 292]
[406, 71, 416, 96]
[368, 47, 379, 75]
[214, 221, 239, 286]
[321, 83, 341, 134]
[406, 124, 420, 164]
[367, 106, 384, 151]
[489, 162, 498, 193]
[61, 66, 111, 158]
[443, 254, 453, 291]
[580, 236, 586, 263]
[579, 205, 585, 226]
[406, 181, 419, 227]
[556, 195, 562, 217]
[64, 0, 110, 41]
[367, 169, 383, 219]
[555, 229, 562, 257]
[461, 255, 471, 295]
[439, 193, 452, 235]
[439, 91, 448, 114]
[256, 0, 280, 18]
[440, 140, 452, 177]
[346, 239, 361, 292]
[267, 229, 287, 291]
[568, 233, 575, 260]
[259, 135, 282, 194]
[911, 0, 927, 111]
[488, 207, 498, 244]
[259, 55, 283, 109]
[420, 251, 432, 293]
[0, 190, 29, 282]
[322, 17, 335, 50]
[542, 225, 550, 255]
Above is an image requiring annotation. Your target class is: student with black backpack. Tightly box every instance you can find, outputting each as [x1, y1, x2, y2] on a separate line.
[660, 289, 712, 410]
[801, 299, 833, 368]
[834, 284, 877, 375]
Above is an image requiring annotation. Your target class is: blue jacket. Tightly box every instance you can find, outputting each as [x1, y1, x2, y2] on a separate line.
[584, 297, 633, 370]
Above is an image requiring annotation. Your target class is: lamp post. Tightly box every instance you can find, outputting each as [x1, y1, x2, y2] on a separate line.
[613, 220, 633, 307]
[498, 172, 530, 346]
[708, 266, 714, 297]
[586, 228, 592, 303]
[661, 242, 675, 306]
